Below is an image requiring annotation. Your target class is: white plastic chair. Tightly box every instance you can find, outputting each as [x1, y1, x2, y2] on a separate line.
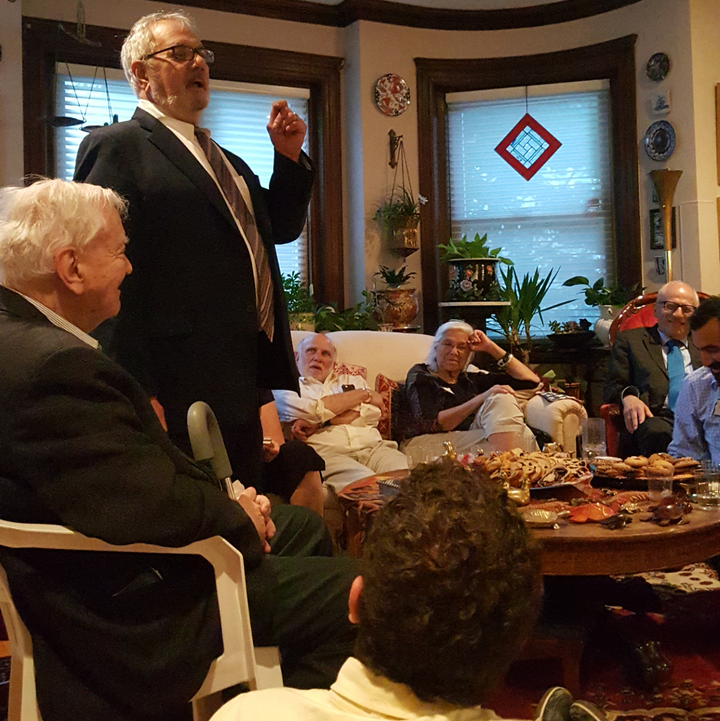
[0, 518, 283, 721]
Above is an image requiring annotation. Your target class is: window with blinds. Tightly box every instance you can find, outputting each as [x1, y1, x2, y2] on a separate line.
[56, 65, 310, 280]
[447, 81, 614, 330]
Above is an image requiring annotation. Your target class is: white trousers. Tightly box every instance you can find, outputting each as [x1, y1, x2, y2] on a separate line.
[402, 392, 537, 461]
[320, 441, 409, 492]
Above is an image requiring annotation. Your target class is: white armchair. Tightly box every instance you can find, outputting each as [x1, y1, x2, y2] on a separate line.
[0, 520, 282, 721]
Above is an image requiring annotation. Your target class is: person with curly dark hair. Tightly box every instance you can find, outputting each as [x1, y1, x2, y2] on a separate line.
[211, 460, 607, 721]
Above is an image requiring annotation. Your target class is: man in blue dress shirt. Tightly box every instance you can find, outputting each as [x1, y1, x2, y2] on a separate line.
[669, 297, 720, 463]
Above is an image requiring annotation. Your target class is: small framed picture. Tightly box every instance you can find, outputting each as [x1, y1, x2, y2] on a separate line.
[649, 207, 677, 250]
[649, 90, 671, 116]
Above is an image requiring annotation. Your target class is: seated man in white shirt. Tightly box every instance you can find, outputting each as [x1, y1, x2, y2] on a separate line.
[211, 461, 607, 721]
[273, 333, 408, 491]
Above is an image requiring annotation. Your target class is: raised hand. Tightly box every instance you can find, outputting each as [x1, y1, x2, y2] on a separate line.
[266, 99, 306, 162]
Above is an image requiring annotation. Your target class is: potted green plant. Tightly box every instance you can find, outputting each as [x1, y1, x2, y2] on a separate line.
[546, 319, 595, 349]
[562, 276, 643, 347]
[315, 291, 380, 332]
[489, 265, 569, 362]
[371, 265, 419, 329]
[374, 188, 426, 254]
[437, 233, 512, 302]
[282, 272, 316, 331]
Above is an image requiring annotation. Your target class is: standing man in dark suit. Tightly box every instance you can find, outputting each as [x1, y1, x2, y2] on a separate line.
[0, 178, 356, 721]
[604, 281, 700, 456]
[74, 10, 313, 487]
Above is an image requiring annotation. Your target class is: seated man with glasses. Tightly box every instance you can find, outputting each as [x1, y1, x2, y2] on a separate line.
[402, 321, 541, 458]
[604, 281, 701, 457]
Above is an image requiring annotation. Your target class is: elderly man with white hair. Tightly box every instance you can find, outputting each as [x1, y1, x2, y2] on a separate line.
[402, 321, 541, 459]
[273, 333, 408, 491]
[604, 280, 701, 456]
[0, 179, 358, 721]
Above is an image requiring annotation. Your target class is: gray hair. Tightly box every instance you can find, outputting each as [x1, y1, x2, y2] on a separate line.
[426, 320, 475, 372]
[0, 178, 127, 287]
[121, 10, 200, 96]
[295, 333, 337, 361]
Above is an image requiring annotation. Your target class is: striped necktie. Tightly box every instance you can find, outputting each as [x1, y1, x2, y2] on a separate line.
[666, 339, 686, 412]
[195, 128, 274, 342]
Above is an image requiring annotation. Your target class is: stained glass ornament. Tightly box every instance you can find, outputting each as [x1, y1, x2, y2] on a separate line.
[494, 113, 562, 181]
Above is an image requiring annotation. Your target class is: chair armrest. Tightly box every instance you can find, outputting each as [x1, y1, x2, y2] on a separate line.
[525, 395, 588, 454]
[600, 403, 623, 458]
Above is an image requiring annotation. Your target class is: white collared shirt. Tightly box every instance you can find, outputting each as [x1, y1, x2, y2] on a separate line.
[137, 100, 260, 301]
[18, 291, 98, 349]
[210, 656, 504, 721]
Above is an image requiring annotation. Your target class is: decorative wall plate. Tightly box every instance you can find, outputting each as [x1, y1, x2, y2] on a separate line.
[374, 73, 411, 116]
[646, 52, 670, 82]
[644, 120, 676, 161]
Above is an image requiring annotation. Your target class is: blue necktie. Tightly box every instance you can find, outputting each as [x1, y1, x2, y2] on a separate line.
[666, 340, 686, 412]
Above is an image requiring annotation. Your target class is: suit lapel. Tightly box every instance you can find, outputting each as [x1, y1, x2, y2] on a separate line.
[689, 339, 702, 369]
[644, 325, 668, 379]
[133, 109, 239, 233]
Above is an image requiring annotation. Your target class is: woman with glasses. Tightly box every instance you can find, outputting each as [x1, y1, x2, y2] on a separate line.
[401, 320, 541, 459]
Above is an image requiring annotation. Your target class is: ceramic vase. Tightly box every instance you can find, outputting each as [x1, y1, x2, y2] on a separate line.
[374, 287, 419, 328]
[446, 258, 500, 301]
[594, 305, 620, 348]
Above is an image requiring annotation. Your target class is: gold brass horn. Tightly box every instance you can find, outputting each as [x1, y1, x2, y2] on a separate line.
[649, 169, 682, 281]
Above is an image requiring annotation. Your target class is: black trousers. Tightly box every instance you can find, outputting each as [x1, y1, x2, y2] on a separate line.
[619, 410, 674, 457]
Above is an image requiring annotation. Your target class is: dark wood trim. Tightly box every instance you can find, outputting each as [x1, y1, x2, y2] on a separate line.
[416, 35, 640, 332]
[179, 0, 642, 30]
[21, 17, 344, 306]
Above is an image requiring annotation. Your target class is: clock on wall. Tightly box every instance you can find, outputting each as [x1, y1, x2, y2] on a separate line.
[374, 73, 411, 117]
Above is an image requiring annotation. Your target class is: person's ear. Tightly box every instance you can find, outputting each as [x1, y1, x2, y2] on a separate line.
[54, 247, 84, 296]
[348, 575, 363, 624]
[131, 60, 151, 96]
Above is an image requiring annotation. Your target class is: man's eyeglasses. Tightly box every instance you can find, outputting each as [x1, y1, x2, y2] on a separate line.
[144, 44, 215, 64]
[439, 341, 470, 353]
[658, 301, 697, 316]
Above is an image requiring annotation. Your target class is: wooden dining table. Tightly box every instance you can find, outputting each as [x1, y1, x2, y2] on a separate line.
[337, 472, 720, 576]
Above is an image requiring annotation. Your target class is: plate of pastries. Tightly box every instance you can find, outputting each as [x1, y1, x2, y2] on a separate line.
[471, 449, 593, 491]
[592, 453, 699, 486]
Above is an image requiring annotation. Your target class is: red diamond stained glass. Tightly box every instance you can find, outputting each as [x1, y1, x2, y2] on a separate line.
[494, 113, 562, 181]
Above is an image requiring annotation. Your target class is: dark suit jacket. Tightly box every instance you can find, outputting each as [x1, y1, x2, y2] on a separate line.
[74, 108, 313, 484]
[604, 324, 702, 413]
[0, 287, 268, 721]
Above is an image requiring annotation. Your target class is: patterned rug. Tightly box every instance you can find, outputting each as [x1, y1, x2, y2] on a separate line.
[490, 563, 720, 721]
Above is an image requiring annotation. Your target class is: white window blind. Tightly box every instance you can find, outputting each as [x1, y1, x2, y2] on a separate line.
[447, 81, 615, 331]
[56, 65, 310, 280]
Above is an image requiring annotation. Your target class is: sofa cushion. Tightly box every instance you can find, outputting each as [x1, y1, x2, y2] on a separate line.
[375, 373, 398, 440]
[335, 362, 367, 380]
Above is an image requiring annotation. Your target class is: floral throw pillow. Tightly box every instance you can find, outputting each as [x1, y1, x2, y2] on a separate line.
[335, 363, 367, 380]
[375, 373, 400, 441]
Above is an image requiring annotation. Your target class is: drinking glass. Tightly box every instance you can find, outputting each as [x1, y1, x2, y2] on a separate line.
[694, 469, 720, 510]
[581, 418, 606, 460]
[646, 467, 674, 503]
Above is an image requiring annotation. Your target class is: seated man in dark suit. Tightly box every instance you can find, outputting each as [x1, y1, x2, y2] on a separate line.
[0, 178, 357, 721]
[604, 281, 700, 457]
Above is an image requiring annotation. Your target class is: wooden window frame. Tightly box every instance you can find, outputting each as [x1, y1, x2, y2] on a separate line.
[22, 16, 344, 305]
[415, 35, 640, 331]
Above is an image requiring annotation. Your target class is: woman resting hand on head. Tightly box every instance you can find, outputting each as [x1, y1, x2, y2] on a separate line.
[401, 321, 541, 458]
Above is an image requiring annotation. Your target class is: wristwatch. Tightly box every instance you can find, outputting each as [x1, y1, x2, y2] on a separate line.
[496, 352, 513, 371]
